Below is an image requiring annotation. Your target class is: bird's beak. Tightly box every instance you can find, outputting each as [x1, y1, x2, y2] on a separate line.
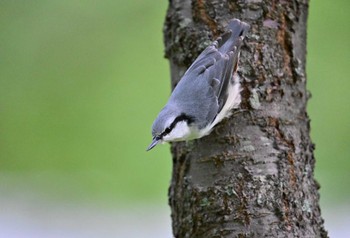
[146, 137, 160, 151]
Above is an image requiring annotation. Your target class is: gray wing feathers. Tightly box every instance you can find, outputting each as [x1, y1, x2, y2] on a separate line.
[169, 19, 249, 128]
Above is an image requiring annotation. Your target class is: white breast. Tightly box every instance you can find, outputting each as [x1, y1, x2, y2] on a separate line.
[200, 74, 241, 137]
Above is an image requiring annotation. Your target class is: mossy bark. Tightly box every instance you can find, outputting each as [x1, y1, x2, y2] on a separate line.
[164, 0, 327, 237]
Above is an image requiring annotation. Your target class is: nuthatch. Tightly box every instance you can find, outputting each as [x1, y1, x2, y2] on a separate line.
[147, 19, 249, 151]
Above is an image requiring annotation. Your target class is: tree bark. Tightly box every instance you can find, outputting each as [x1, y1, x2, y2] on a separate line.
[164, 0, 327, 237]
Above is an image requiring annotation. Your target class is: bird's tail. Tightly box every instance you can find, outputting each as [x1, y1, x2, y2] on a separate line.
[217, 19, 250, 54]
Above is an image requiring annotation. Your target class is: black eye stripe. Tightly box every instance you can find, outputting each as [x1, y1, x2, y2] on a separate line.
[172, 113, 195, 126]
[159, 113, 195, 138]
[160, 127, 172, 138]
[164, 127, 171, 133]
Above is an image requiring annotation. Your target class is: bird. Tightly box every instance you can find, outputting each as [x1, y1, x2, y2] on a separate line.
[147, 19, 249, 151]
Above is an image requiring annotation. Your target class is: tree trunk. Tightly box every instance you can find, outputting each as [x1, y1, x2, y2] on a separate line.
[163, 0, 328, 237]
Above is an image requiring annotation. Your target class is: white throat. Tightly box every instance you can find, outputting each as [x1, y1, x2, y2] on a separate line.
[162, 121, 196, 142]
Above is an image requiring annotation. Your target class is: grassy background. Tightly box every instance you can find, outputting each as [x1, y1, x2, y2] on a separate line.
[0, 0, 349, 209]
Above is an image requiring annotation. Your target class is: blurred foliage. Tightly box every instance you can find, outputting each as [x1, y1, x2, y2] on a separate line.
[307, 0, 350, 204]
[0, 0, 171, 204]
[0, 0, 349, 206]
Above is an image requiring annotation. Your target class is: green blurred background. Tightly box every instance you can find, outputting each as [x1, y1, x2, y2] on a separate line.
[0, 0, 349, 235]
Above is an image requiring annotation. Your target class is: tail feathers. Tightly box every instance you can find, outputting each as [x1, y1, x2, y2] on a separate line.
[217, 19, 250, 54]
[227, 19, 250, 38]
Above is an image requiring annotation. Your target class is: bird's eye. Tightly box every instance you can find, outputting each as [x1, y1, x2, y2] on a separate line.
[164, 127, 171, 134]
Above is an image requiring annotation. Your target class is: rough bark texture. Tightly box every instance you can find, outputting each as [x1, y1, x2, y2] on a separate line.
[164, 0, 327, 237]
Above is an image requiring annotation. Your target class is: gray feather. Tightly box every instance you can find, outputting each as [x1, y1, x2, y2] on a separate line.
[151, 19, 250, 139]
[167, 19, 249, 129]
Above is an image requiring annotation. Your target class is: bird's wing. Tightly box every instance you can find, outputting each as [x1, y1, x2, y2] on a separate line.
[185, 30, 242, 114]
[169, 19, 249, 127]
